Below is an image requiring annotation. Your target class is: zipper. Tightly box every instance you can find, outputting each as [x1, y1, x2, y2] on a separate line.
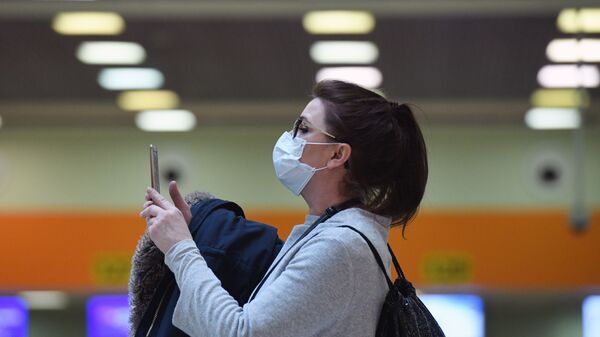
[146, 279, 174, 337]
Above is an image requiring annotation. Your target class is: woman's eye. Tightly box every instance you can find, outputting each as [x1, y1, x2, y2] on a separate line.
[298, 126, 309, 133]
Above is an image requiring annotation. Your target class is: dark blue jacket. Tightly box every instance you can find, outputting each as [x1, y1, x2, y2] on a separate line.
[135, 199, 284, 337]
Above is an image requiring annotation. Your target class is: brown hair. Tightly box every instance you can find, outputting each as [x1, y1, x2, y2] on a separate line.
[313, 80, 428, 233]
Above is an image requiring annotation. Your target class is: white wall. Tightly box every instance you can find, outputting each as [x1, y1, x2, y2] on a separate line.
[0, 125, 597, 212]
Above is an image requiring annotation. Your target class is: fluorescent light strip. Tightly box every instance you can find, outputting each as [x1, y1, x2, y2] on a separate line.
[578, 8, 600, 33]
[98, 68, 164, 90]
[530, 88, 589, 108]
[546, 39, 578, 62]
[580, 39, 600, 62]
[135, 110, 196, 132]
[310, 41, 379, 64]
[52, 12, 125, 35]
[18, 291, 69, 310]
[557, 8, 579, 33]
[77, 41, 146, 65]
[525, 107, 581, 130]
[537, 64, 600, 88]
[303, 11, 375, 34]
[117, 90, 179, 111]
[316, 67, 382, 89]
[557, 8, 600, 33]
[546, 39, 600, 62]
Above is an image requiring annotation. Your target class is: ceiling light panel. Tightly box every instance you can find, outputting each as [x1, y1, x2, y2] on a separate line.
[98, 68, 164, 90]
[303, 11, 375, 34]
[310, 41, 379, 64]
[117, 90, 179, 111]
[525, 107, 581, 129]
[537, 64, 599, 88]
[77, 41, 145, 65]
[52, 12, 125, 35]
[316, 66, 382, 89]
[135, 110, 196, 132]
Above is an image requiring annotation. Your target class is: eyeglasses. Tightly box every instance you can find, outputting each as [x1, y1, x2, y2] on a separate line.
[292, 117, 337, 140]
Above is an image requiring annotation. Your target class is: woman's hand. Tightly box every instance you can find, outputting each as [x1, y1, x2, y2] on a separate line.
[143, 180, 192, 224]
[140, 181, 193, 254]
[170, 180, 193, 224]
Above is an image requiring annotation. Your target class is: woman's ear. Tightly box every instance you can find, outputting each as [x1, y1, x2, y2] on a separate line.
[328, 143, 351, 169]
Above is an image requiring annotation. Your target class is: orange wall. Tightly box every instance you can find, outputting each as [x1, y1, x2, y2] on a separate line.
[0, 209, 598, 291]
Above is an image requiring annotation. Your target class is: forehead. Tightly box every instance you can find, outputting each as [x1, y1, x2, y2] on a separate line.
[300, 98, 327, 126]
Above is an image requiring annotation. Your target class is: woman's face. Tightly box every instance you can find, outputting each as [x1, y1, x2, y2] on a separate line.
[295, 98, 336, 168]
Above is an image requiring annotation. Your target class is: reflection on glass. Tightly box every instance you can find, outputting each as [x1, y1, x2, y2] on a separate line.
[420, 294, 484, 337]
[0, 296, 28, 337]
[87, 295, 129, 337]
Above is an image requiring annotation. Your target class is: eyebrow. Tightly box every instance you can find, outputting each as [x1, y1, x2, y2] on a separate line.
[298, 116, 315, 127]
[298, 115, 338, 139]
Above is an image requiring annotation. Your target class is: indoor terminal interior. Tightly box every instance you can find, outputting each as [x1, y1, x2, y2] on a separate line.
[0, 1, 599, 337]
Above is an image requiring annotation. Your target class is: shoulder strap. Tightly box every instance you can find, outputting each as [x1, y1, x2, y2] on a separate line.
[248, 199, 360, 301]
[388, 242, 406, 279]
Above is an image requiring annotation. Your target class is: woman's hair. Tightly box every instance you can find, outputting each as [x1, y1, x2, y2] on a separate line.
[312, 80, 428, 233]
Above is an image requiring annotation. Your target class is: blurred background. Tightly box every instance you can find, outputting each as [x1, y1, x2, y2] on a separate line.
[0, 1, 599, 336]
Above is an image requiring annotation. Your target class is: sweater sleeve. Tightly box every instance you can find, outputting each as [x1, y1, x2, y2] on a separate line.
[164, 234, 355, 337]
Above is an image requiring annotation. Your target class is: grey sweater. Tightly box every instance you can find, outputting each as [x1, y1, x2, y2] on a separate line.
[164, 207, 392, 337]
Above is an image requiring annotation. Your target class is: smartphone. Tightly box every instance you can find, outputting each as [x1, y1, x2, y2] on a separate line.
[149, 144, 160, 193]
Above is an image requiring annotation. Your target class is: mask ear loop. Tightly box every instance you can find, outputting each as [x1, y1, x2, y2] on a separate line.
[301, 141, 341, 172]
[306, 141, 351, 169]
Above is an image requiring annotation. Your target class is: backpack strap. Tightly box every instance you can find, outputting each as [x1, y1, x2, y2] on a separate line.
[388, 244, 406, 279]
[248, 199, 360, 301]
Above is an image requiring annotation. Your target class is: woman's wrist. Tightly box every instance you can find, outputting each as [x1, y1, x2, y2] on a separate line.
[165, 238, 196, 265]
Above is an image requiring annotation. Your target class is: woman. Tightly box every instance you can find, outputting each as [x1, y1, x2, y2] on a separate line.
[140, 79, 428, 337]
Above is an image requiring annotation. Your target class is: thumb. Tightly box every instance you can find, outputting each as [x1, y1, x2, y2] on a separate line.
[169, 180, 192, 224]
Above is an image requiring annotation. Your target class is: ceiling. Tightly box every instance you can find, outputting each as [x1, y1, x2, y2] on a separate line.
[0, 1, 598, 128]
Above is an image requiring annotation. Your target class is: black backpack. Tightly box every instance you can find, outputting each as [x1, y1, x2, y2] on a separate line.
[339, 226, 446, 337]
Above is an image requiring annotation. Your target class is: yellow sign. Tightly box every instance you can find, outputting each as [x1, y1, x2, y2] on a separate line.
[91, 253, 132, 286]
[421, 252, 473, 284]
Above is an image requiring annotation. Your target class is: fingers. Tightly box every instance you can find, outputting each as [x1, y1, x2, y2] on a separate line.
[169, 180, 186, 209]
[140, 204, 162, 219]
[147, 187, 172, 209]
[169, 181, 192, 224]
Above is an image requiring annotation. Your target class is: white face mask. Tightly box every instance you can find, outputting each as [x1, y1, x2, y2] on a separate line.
[272, 131, 339, 195]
